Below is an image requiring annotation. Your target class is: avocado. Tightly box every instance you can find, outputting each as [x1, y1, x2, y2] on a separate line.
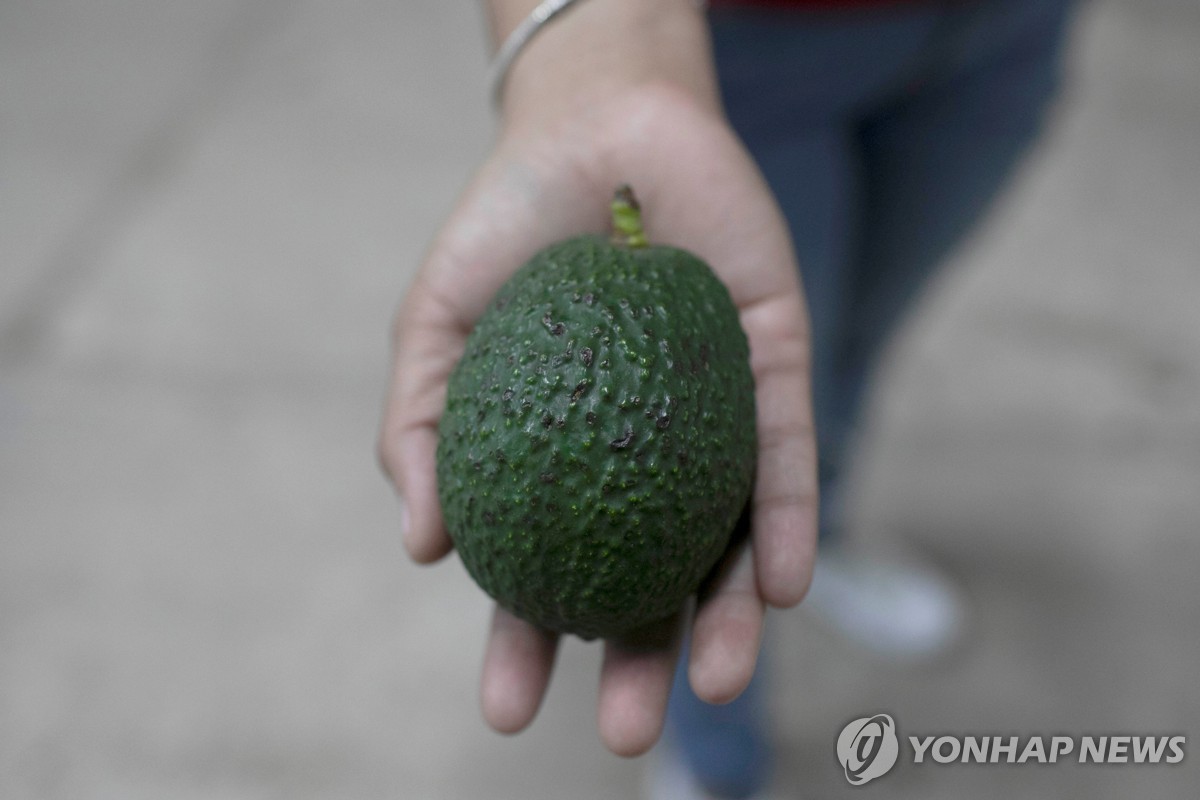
[436, 186, 756, 639]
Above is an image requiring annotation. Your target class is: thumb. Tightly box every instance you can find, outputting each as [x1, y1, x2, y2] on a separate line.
[379, 270, 466, 564]
[379, 154, 605, 561]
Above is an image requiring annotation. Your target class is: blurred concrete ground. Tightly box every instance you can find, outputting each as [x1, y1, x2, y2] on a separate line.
[1, 1, 1197, 798]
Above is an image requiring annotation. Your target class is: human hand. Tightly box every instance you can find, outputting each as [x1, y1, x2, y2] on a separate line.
[379, 0, 817, 758]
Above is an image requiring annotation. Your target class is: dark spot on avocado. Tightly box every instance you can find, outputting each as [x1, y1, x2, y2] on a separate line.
[580, 347, 593, 366]
[501, 388, 514, 401]
[542, 311, 566, 336]
[539, 472, 556, 484]
[609, 426, 635, 451]
[541, 413, 553, 429]
[570, 381, 590, 402]
[585, 411, 597, 425]
[582, 293, 595, 305]
[656, 414, 672, 430]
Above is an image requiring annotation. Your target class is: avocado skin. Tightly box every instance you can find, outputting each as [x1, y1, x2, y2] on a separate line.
[436, 235, 756, 639]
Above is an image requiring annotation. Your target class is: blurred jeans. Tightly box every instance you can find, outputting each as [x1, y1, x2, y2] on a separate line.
[666, 1, 1073, 796]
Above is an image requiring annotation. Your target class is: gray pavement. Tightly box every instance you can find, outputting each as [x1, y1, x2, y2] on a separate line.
[2, 1, 1198, 798]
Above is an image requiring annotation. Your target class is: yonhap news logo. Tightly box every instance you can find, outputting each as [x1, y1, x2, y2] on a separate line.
[837, 714, 899, 785]
[836, 712, 1186, 786]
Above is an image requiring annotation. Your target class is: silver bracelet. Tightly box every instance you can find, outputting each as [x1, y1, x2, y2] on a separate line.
[487, 0, 588, 107]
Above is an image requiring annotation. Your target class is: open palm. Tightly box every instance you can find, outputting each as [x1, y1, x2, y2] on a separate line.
[380, 84, 817, 757]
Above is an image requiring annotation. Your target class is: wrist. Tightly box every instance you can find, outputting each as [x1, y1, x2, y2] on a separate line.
[486, 0, 719, 129]
[485, 0, 555, 47]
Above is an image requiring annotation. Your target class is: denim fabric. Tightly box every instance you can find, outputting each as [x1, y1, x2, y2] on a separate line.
[666, 2, 1072, 796]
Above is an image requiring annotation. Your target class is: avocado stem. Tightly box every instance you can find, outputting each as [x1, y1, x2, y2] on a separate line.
[610, 185, 649, 248]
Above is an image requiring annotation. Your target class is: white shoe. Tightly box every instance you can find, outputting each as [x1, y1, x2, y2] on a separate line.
[803, 549, 967, 662]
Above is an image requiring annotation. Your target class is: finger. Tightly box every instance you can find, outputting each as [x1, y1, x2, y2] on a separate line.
[379, 275, 466, 563]
[383, 425, 451, 563]
[740, 294, 819, 608]
[596, 613, 682, 758]
[480, 607, 560, 734]
[688, 539, 764, 704]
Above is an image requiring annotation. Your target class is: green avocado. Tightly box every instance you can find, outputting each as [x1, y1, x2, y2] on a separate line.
[436, 187, 756, 639]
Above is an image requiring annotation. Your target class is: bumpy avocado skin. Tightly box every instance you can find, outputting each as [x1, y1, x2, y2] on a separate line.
[436, 235, 756, 639]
